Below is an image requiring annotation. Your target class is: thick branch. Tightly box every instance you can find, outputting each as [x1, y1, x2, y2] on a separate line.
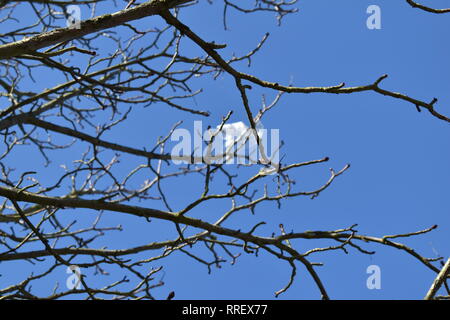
[425, 258, 450, 300]
[0, 0, 192, 59]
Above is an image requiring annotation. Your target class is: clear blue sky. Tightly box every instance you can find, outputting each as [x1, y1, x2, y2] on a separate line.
[1, 0, 449, 299]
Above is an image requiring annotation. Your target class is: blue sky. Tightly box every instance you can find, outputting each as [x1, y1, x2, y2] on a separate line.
[0, 0, 449, 300]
